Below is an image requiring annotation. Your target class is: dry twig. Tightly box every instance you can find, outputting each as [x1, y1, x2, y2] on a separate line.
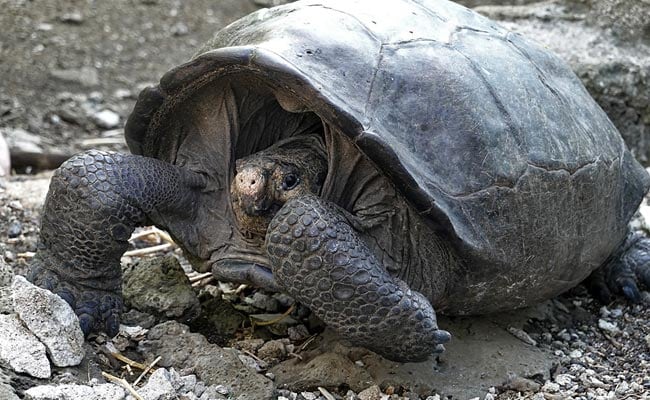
[251, 304, 296, 327]
[16, 251, 35, 259]
[123, 243, 173, 257]
[129, 227, 174, 244]
[189, 272, 213, 283]
[318, 386, 336, 400]
[111, 352, 151, 371]
[133, 356, 162, 387]
[101, 371, 143, 400]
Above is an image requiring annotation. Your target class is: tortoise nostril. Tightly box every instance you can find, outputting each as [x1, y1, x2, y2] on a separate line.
[251, 180, 256, 185]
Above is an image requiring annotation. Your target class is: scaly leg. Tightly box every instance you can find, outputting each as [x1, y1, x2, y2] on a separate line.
[265, 194, 450, 362]
[29, 150, 205, 336]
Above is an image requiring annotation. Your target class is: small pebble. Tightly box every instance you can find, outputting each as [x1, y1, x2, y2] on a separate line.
[555, 374, 573, 386]
[507, 327, 537, 346]
[609, 308, 623, 318]
[92, 109, 120, 129]
[542, 381, 560, 393]
[171, 22, 189, 36]
[357, 385, 381, 400]
[598, 319, 620, 334]
[569, 349, 583, 358]
[615, 381, 629, 394]
[59, 11, 84, 24]
[7, 222, 22, 238]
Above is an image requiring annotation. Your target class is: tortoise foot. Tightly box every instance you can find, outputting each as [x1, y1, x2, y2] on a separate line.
[588, 231, 650, 304]
[28, 150, 205, 336]
[265, 194, 450, 362]
[29, 257, 123, 336]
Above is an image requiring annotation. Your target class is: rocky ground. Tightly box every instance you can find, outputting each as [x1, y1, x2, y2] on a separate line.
[1, 0, 650, 399]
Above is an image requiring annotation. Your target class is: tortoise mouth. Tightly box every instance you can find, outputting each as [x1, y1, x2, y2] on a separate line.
[209, 255, 280, 291]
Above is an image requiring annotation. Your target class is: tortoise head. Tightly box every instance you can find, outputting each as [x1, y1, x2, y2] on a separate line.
[230, 135, 327, 237]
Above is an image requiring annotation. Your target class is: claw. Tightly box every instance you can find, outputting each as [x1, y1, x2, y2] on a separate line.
[104, 313, 120, 337]
[55, 289, 75, 308]
[432, 344, 446, 354]
[433, 329, 452, 344]
[621, 280, 641, 303]
[78, 314, 95, 336]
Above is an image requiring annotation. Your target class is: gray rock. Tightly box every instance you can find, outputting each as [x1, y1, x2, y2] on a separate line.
[136, 368, 177, 400]
[198, 297, 246, 336]
[24, 383, 125, 400]
[50, 66, 99, 87]
[257, 340, 287, 363]
[0, 314, 50, 379]
[357, 385, 382, 400]
[245, 292, 279, 312]
[271, 352, 374, 393]
[120, 309, 158, 328]
[122, 256, 200, 323]
[199, 385, 229, 400]
[12, 275, 85, 367]
[59, 11, 84, 24]
[0, 258, 14, 314]
[7, 221, 22, 238]
[474, 0, 650, 165]
[0, 383, 19, 400]
[92, 109, 121, 129]
[139, 321, 274, 400]
[597, 319, 620, 334]
[0, 365, 19, 400]
[2, 127, 43, 154]
[0, 130, 9, 177]
[502, 373, 542, 392]
[170, 22, 189, 37]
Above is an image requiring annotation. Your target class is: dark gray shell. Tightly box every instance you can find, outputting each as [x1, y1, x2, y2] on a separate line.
[125, 0, 649, 312]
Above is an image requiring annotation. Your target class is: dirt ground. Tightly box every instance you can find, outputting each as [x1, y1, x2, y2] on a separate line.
[1, 0, 258, 158]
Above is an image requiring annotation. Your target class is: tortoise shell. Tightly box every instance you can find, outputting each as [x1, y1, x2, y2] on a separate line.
[125, 0, 649, 313]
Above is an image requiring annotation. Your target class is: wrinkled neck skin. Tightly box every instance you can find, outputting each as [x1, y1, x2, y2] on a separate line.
[230, 134, 327, 241]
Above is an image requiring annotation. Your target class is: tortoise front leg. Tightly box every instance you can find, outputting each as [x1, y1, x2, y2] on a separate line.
[265, 194, 450, 362]
[29, 150, 205, 336]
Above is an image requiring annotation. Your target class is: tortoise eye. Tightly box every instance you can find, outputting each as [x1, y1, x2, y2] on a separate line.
[282, 174, 300, 190]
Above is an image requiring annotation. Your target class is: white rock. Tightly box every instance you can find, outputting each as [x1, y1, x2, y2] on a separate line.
[358, 385, 382, 400]
[0, 259, 14, 313]
[11, 275, 85, 367]
[541, 381, 560, 393]
[609, 308, 623, 318]
[0, 384, 19, 400]
[92, 109, 121, 129]
[555, 373, 574, 386]
[615, 381, 630, 394]
[301, 392, 318, 400]
[136, 368, 177, 400]
[24, 383, 125, 399]
[507, 327, 537, 346]
[2, 127, 43, 154]
[0, 314, 51, 378]
[597, 319, 620, 334]
[569, 349, 583, 358]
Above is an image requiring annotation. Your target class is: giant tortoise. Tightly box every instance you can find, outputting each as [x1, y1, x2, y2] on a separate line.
[29, 0, 650, 362]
